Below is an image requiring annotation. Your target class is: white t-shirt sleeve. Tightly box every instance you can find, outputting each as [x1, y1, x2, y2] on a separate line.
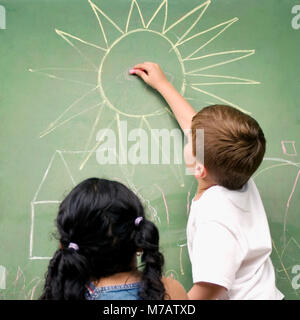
[191, 221, 244, 290]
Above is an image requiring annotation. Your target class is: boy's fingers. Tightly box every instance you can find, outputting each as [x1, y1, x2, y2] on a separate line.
[133, 63, 145, 68]
[133, 63, 151, 73]
[133, 69, 148, 82]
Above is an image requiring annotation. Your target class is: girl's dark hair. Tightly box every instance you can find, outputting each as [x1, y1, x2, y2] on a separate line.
[40, 178, 165, 300]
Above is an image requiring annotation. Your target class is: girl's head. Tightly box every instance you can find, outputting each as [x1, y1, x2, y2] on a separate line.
[40, 178, 165, 300]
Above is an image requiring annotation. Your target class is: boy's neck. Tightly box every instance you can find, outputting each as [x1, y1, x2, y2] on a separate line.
[194, 179, 216, 201]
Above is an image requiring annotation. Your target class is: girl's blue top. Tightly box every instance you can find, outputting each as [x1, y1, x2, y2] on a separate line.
[85, 282, 142, 300]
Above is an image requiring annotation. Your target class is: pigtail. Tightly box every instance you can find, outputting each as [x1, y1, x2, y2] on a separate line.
[40, 250, 63, 300]
[135, 219, 166, 300]
[40, 246, 90, 300]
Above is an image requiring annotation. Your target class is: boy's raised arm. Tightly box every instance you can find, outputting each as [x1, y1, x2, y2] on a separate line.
[130, 62, 196, 131]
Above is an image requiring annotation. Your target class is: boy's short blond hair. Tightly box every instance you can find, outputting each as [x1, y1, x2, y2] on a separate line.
[191, 105, 266, 190]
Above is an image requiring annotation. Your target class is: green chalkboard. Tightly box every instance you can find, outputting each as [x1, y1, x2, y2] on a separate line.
[0, 0, 300, 299]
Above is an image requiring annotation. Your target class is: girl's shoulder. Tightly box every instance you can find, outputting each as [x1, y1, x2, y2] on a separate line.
[161, 276, 189, 300]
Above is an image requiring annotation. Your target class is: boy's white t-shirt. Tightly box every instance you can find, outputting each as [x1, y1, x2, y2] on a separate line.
[187, 178, 284, 300]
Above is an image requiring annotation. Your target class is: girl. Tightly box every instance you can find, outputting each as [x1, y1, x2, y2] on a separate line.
[40, 178, 187, 300]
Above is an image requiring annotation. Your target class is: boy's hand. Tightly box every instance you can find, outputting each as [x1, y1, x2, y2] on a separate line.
[130, 62, 169, 91]
[130, 61, 196, 131]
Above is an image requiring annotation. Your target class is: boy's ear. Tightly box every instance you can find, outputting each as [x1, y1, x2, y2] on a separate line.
[194, 162, 207, 179]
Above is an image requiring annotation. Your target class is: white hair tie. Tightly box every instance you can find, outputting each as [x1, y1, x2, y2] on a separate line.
[68, 242, 79, 251]
[134, 217, 143, 227]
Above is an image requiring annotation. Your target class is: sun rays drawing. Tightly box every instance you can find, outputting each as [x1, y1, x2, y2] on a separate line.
[29, 0, 259, 176]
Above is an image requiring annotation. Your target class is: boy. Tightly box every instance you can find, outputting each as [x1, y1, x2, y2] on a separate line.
[130, 62, 284, 300]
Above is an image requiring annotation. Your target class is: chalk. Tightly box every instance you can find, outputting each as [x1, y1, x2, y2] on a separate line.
[129, 67, 146, 75]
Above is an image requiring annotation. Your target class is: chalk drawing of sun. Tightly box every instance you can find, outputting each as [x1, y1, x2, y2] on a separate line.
[29, 0, 259, 176]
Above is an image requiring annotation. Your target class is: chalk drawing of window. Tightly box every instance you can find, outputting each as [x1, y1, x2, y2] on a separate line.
[281, 141, 297, 156]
